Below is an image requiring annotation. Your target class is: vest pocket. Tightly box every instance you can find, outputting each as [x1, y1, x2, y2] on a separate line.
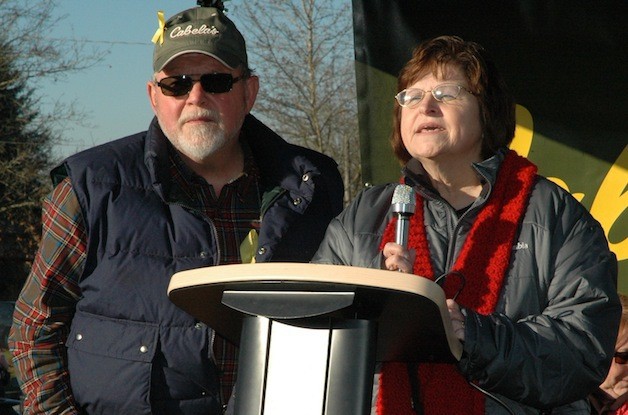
[67, 310, 158, 414]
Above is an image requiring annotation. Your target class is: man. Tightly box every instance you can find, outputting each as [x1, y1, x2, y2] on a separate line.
[9, 2, 344, 414]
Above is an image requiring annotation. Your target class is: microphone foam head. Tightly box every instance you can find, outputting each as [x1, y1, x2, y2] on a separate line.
[392, 184, 416, 214]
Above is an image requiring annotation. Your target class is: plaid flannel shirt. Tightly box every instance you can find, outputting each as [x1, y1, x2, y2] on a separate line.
[10, 149, 261, 413]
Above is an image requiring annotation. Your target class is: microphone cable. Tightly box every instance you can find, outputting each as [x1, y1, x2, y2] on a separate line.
[406, 361, 423, 415]
[404, 366, 516, 415]
[468, 381, 516, 415]
[434, 271, 466, 301]
[433, 271, 515, 414]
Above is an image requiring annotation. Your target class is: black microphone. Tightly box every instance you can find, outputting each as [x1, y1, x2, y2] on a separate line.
[391, 184, 416, 248]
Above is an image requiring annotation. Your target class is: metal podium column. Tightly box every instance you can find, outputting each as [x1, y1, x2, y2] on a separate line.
[234, 316, 377, 415]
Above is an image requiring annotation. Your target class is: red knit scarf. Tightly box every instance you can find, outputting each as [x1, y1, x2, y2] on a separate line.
[376, 150, 537, 415]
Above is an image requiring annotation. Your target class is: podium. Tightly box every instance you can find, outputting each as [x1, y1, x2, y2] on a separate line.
[168, 263, 462, 415]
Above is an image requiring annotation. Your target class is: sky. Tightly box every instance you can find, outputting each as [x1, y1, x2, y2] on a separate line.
[40, 1, 251, 159]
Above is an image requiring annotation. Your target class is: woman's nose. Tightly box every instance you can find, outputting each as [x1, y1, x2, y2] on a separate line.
[416, 92, 441, 114]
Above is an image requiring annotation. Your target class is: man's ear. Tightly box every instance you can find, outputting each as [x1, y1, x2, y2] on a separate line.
[147, 81, 159, 113]
[244, 75, 259, 113]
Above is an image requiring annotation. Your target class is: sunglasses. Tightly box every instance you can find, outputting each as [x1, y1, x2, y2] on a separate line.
[615, 350, 628, 364]
[156, 73, 244, 97]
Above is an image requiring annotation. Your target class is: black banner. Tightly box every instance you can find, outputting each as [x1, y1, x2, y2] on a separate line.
[352, 0, 627, 291]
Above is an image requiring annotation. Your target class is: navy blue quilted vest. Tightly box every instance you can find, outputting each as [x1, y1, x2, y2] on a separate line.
[62, 131, 222, 414]
[56, 115, 343, 414]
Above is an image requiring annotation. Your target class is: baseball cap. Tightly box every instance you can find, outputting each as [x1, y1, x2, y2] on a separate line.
[152, 5, 248, 72]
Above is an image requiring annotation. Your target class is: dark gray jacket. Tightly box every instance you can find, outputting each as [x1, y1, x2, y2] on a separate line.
[313, 149, 620, 414]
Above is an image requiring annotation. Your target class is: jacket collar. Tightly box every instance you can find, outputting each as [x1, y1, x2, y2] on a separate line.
[143, 117, 172, 201]
[401, 148, 507, 198]
[143, 114, 320, 203]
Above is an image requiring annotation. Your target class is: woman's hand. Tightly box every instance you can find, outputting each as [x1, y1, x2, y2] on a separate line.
[382, 242, 415, 273]
[447, 298, 466, 342]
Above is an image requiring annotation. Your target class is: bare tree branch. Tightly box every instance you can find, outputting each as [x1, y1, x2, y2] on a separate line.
[0, 0, 104, 298]
[232, 0, 363, 203]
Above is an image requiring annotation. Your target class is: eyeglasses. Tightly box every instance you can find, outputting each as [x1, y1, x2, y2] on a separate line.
[395, 84, 475, 108]
[615, 350, 628, 364]
[156, 73, 244, 97]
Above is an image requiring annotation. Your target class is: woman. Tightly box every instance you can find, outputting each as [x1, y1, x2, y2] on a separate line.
[589, 293, 628, 414]
[312, 35, 620, 414]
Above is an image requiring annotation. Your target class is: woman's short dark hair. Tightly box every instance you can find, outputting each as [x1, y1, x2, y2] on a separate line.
[391, 35, 516, 163]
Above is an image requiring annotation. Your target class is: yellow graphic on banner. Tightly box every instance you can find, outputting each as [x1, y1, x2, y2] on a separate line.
[510, 105, 533, 157]
[512, 105, 627, 262]
[590, 146, 628, 261]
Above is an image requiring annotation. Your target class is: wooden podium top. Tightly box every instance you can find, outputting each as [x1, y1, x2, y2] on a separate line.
[168, 263, 462, 362]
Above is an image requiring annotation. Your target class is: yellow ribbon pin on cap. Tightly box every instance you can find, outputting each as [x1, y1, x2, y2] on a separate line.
[151, 11, 165, 45]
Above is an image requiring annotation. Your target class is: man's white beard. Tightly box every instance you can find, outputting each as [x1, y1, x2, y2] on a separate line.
[164, 109, 228, 162]
[175, 123, 227, 161]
